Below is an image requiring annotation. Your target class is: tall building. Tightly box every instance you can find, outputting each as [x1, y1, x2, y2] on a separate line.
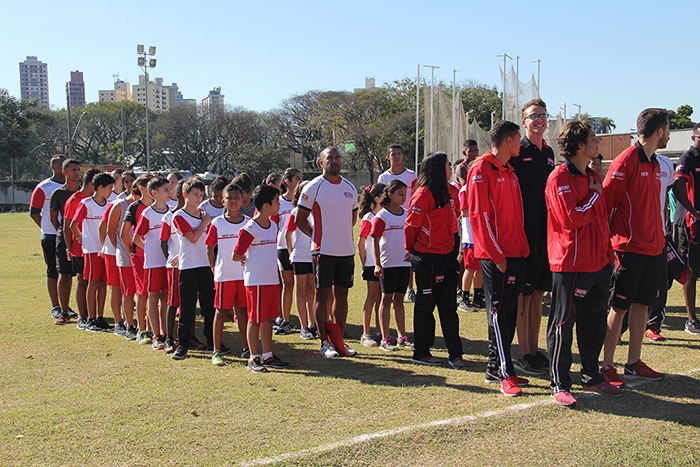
[19, 56, 50, 106]
[132, 75, 169, 111]
[99, 80, 132, 103]
[67, 71, 86, 108]
[201, 87, 224, 109]
[164, 83, 183, 109]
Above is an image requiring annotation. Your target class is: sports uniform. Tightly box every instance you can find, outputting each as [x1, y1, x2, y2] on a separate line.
[198, 199, 224, 219]
[49, 185, 78, 276]
[135, 205, 169, 292]
[358, 211, 378, 282]
[276, 195, 294, 272]
[113, 199, 136, 297]
[160, 210, 181, 307]
[30, 177, 63, 280]
[377, 168, 417, 209]
[101, 202, 121, 287]
[371, 207, 410, 294]
[64, 191, 88, 275]
[458, 184, 478, 270]
[73, 197, 109, 282]
[286, 207, 313, 276]
[204, 214, 248, 310]
[674, 145, 700, 269]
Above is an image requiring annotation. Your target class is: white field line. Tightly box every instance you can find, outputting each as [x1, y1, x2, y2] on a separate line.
[236, 367, 700, 467]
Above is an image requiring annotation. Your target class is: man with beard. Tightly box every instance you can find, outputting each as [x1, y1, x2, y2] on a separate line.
[296, 147, 359, 359]
[601, 108, 670, 387]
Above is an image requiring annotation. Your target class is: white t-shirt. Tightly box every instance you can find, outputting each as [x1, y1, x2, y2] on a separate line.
[276, 195, 294, 250]
[234, 218, 280, 286]
[204, 214, 248, 282]
[173, 209, 210, 270]
[167, 198, 179, 211]
[101, 201, 117, 256]
[286, 207, 312, 264]
[30, 177, 63, 236]
[377, 168, 417, 209]
[135, 205, 169, 269]
[113, 199, 132, 267]
[298, 175, 358, 257]
[73, 197, 108, 255]
[198, 199, 224, 219]
[370, 207, 410, 268]
[358, 211, 376, 267]
[458, 184, 474, 245]
[657, 154, 674, 235]
[160, 211, 180, 269]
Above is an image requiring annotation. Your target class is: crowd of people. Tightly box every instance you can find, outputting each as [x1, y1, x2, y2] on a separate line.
[29, 99, 700, 406]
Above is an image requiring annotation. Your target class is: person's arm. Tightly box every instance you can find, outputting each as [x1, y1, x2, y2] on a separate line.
[352, 208, 358, 227]
[673, 178, 700, 220]
[545, 172, 603, 231]
[295, 208, 313, 238]
[120, 217, 133, 256]
[69, 203, 86, 247]
[50, 209, 60, 231]
[370, 216, 385, 277]
[232, 228, 253, 263]
[285, 212, 296, 256]
[601, 156, 629, 219]
[206, 246, 216, 270]
[357, 217, 372, 266]
[404, 188, 428, 254]
[204, 223, 218, 271]
[29, 187, 44, 228]
[99, 203, 113, 249]
[133, 216, 149, 249]
[179, 211, 210, 244]
[107, 203, 121, 251]
[159, 221, 171, 260]
[467, 163, 506, 269]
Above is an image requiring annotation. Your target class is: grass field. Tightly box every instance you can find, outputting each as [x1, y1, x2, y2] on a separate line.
[1, 212, 699, 467]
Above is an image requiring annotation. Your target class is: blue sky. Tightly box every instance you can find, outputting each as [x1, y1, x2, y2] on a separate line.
[2, 0, 696, 132]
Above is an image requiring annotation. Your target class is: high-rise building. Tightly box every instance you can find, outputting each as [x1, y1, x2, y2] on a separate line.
[132, 75, 169, 111]
[67, 70, 86, 108]
[164, 83, 183, 109]
[99, 80, 132, 103]
[19, 56, 50, 106]
[201, 87, 224, 109]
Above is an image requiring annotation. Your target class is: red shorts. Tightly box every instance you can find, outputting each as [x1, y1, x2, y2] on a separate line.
[104, 254, 121, 287]
[84, 252, 107, 282]
[119, 266, 136, 296]
[215, 280, 247, 310]
[246, 284, 280, 324]
[146, 266, 168, 293]
[167, 267, 180, 307]
[131, 255, 147, 296]
[463, 247, 480, 271]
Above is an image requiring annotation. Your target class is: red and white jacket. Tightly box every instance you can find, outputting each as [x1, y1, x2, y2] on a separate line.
[404, 186, 458, 255]
[466, 151, 529, 264]
[545, 160, 614, 273]
[603, 142, 664, 256]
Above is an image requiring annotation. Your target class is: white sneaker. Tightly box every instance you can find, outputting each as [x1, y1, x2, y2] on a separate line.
[360, 333, 378, 347]
[404, 288, 416, 303]
[344, 344, 357, 357]
[320, 340, 339, 358]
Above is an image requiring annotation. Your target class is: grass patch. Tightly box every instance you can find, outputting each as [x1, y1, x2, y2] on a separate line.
[1, 212, 699, 466]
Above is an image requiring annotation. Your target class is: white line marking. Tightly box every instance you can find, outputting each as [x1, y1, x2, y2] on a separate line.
[236, 367, 700, 466]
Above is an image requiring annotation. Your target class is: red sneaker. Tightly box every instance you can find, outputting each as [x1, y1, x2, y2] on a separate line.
[500, 376, 522, 397]
[511, 375, 529, 387]
[582, 380, 623, 396]
[602, 364, 626, 388]
[624, 360, 664, 381]
[646, 328, 665, 342]
[551, 390, 577, 407]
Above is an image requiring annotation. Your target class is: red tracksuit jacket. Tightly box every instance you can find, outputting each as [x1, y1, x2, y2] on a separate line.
[467, 152, 530, 264]
[603, 142, 664, 256]
[404, 186, 457, 255]
[545, 160, 614, 273]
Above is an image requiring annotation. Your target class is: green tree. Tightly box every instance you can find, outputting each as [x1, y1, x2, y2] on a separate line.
[669, 105, 695, 130]
[229, 143, 289, 184]
[459, 80, 502, 130]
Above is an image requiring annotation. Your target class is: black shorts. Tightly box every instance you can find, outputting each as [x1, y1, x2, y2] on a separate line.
[72, 256, 85, 276]
[362, 265, 379, 282]
[293, 262, 313, 275]
[312, 253, 354, 289]
[379, 266, 410, 295]
[675, 223, 700, 270]
[41, 235, 58, 279]
[55, 237, 75, 277]
[523, 237, 552, 295]
[610, 251, 665, 310]
[277, 248, 293, 271]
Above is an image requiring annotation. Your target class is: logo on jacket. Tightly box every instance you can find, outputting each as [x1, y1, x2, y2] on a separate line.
[641, 171, 649, 177]
[557, 185, 571, 195]
[344, 192, 354, 198]
[612, 171, 625, 180]
[411, 206, 422, 212]
[574, 288, 588, 298]
[507, 275, 516, 284]
[471, 174, 482, 183]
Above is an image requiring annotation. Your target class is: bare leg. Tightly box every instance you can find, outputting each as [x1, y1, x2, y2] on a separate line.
[393, 293, 407, 337]
[474, 270, 483, 288]
[260, 319, 273, 354]
[682, 269, 699, 321]
[158, 291, 168, 336]
[379, 293, 392, 339]
[58, 273, 73, 313]
[48, 277, 59, 307]
[135, 293, 147, 330]
[315, 287, 332, 341]
[332, 287, 349, 334]
[235, 306, 248, 349]
[86, 281, 99, 319]
[362, 280, 380, 335]
[109, 285, 122, 322]
[123, 295, 135, 327]
[147, 292, 161, 336]
[247, 322, 261, 357]
[627, 303, 648, 365]
[96, 281, 106, 318]
[75, 273, 88, 317]
[603, 307, 628, 367]
[213, 308, 228, 352]
[296, 274, 310, 328]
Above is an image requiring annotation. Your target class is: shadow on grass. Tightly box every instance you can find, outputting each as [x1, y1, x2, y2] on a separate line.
[580, 374, 700, 427]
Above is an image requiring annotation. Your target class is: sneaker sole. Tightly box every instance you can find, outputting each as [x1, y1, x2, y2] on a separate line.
[500, 388, 522, 397]
[513, 364, 546, 376]
[322, 352, 339, 358]
[582, 387, 624, 397]
[410, 358, 442, 366]
[212, 361, 224, 366]
[685, 329, 700, 335]
[247, 366, 268, 373]
[171, 354, 188, 360]
[551, 394, 577, 407]
[624, 374, 664, 381]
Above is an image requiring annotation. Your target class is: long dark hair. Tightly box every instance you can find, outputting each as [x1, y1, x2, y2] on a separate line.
[359, 183, 385, 217]
[380, 180, 406, 208]
[415, 152, 450, 208]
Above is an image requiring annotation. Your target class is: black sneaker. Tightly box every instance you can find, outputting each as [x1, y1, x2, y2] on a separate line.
[163, 337, 175, 354]
[171, 345, 188, 360]
[96, 317, 113, 332]
[263, 354, 290, 369]
[533, 350, 550, 369]
[272, 317, 284, 330]
[247, 356, 268, 373]
[485, 369, 501, 384]
[124, 325, 138, 340]
[308, 325, 319, 339]
[114, 321, 127, 336]
[275, 321, 292, 335]
[220, 343, 231, 355]
[76, 316, 89, 330]
[86, 318, 102, 332]
[67, 308, 79, 319]
[51, 306, 62, 319]
[240, 348, 251, 359]
[472, 289, 486, 309]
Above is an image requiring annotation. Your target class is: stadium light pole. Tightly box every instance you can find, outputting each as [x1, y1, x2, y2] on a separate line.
[497, 53, 513, 121]
[572, 103, 582, 120]
[137, 44, 157, 172]
[452, 69, 460, 161]
[532, 59, 541, 94]
[560, 102, 567, 123]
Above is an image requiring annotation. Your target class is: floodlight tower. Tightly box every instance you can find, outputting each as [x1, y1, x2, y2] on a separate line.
[137, 44, 157, 171]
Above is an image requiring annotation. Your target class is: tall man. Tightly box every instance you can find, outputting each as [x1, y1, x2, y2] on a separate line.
[377, 144, 418, 302]
[545, 120, 620, 407]
[672, 123, 700, 334]
[510, 99, 555, 376]
[296, 147, 359, 358]
[468, 121, 530, 396]
[601, 108, 669, 386]
[30, 154, 66, 318]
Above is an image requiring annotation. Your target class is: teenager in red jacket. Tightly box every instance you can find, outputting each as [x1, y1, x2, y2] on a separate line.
[404, 151, 465, 369]
[545, 120, 621, 407]
[467, 120, 530, 396]
[601, 108, 669, 386]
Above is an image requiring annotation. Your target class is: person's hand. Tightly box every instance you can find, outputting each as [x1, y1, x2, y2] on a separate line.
[168, 255, 179, 268]
[496, 259, 507, 273]
[66, 250, 72, 262]
[374, 265, 384, 278]
[589, 177, 602, 194]
[692, 209, 700, 221]
[404, 252, 411, 262]
[201, 211, 211, 226]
